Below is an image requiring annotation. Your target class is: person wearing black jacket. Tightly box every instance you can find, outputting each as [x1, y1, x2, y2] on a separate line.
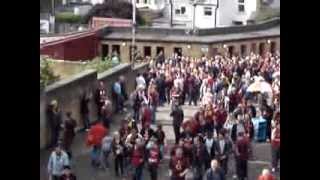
[112, 132, 125, 177]
[215, 131, 232, 175]
[140, 123, 155, 145]
[192, 135, 208, 180]
[204, 132, 216, 170]
[80, 91, 91, 131]
[47, 100, 62, 148]
[95, 81, 107, 120]
[170, 102, 184, 144]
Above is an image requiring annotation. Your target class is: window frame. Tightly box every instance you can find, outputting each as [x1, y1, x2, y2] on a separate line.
[204, 7, 212, 16]
[238, 0, 245, 13]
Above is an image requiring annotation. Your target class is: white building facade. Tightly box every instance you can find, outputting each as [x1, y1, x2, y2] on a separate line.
[169, 0, 259, 29]
[131, 0, 166, 10]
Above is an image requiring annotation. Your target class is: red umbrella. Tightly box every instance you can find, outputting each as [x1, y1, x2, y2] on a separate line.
[86, 123, 107, 147]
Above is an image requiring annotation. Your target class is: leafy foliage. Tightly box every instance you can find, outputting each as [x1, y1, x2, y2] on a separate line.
[82, 0, 145, 25]
[40, 58, 60, 88]
[81, 56, 120, 73]
[56, 12, 83, 24]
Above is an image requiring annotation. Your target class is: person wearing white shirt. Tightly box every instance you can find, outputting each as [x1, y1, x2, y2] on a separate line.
[136, 73, 146, 89]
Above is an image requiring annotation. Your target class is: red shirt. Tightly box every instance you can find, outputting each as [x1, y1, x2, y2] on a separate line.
[131, 147, 144, 167]
[141, 107, 152, 128]
[148, 147, 160, 167]
[236, 137, 250, 160]
[271, 128, 280, 149]
[258, 174, 276, 180]
[170, 156, 190, 179]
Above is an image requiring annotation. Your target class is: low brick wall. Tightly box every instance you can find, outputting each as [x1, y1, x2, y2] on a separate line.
[40, 63, 149, 149]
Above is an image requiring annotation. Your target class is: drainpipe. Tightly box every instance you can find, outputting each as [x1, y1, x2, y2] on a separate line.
[170, 0, 173, 27]
[193, 3, 196, 30]
[214, 0, 219, 28]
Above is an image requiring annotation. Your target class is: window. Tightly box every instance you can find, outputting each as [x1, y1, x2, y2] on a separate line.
[181, 7, 186, 14]
[238, 0, 245, 12]
[137, 0, 139, 3]
[144, 46, 151, 57]
[204, 7, 212, 16]
[238, 5, 245, 12]
[175, 6, 186, 15]
[144, 0, 148, 4]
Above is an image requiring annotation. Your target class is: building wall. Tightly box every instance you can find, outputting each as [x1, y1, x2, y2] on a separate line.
[40, 33, 100, 61]
[172, 0, 193, 26]
[194, 4, 218, 29]
[102, 36, 280, 62]
[217, 0, 258, 26]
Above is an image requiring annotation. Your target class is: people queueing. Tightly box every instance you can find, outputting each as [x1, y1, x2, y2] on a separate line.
[46, 51, 280, 180]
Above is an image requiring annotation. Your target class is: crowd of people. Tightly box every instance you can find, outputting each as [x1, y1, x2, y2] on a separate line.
[46, 50, 280, 180]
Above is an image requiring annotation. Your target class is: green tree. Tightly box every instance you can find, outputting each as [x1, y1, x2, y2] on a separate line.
[82, 0, 145, 25]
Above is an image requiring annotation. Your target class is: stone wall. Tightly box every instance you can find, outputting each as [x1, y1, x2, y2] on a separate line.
[40, 63, 149, 149]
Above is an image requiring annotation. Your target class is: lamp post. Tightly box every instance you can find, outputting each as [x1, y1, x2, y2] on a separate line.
[50, 0, 55, 33]
[131, 0, 136, 68]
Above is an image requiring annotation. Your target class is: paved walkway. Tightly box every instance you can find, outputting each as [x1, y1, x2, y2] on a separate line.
[40, 104, 279, 180]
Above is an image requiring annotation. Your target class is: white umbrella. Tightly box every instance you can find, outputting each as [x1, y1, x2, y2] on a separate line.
[247, 80, 273, 94]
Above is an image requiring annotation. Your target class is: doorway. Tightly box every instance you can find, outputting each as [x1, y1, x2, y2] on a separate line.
[111, 45, 120, 56]
[102, 44, 109, 60]
[174, 47, 182, 56]
[156, 47, 164, 56]
[259, 43, 265, 56]
[228, 46, 234, 58]
[270, 42, 276, 55]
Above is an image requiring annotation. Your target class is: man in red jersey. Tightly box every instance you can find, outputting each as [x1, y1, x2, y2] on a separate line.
[235, 132, 250, 180]
[169, 147, 191, 180]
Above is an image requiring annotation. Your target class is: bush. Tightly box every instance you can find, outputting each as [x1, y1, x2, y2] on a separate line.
[56, 12, 83, 24]
[82, 57, 119, 73]
[40, 58, 60, 88]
